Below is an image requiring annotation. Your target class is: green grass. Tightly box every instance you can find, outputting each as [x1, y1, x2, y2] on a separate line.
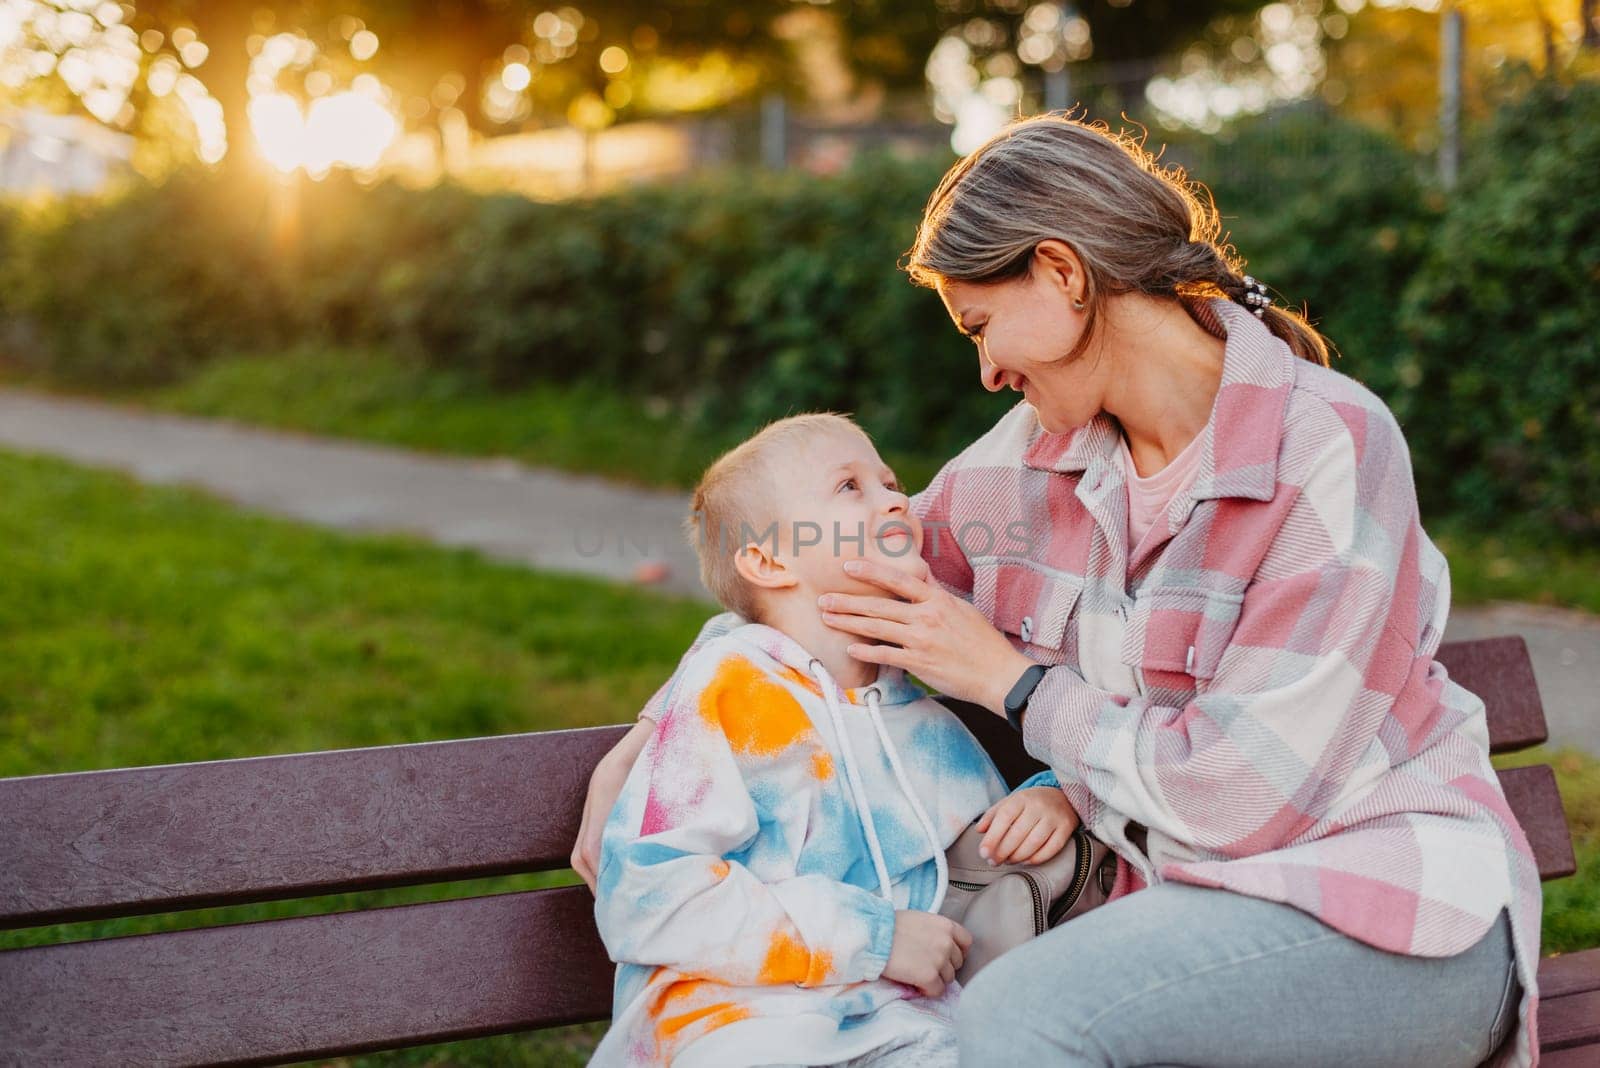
[1433, 526, 1600, 617]
[0, 450, 717, 775]
[1494, 745, 1600, 956]
[0, 447, 721, 1065]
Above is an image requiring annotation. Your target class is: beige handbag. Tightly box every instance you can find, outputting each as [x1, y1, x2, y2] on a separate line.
[938, 819, 1119, 984]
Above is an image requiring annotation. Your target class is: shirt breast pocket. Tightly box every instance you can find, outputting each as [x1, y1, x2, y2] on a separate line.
[972, 559, 1083, 665]
[1119, 586, 1244, 698]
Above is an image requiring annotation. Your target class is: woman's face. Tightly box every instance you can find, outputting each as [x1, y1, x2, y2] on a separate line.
[936, 244, 1110, 435]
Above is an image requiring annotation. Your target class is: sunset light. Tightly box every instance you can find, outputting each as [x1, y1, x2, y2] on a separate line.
[247, 87, 398, 176]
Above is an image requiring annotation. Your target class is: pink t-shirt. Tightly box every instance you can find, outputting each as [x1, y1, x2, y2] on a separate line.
[1114, 426, 1206, 557]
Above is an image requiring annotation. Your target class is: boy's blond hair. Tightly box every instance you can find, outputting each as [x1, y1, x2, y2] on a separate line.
[684, 412, 869, 622]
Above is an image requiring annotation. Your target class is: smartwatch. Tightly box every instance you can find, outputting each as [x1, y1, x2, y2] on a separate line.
[1002, 663, 1048, 732]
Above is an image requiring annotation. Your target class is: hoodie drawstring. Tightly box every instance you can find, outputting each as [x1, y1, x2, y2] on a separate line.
[865, 687, 950, 915]
[809, 659, 947, 914]
[812, 659, 895, 902]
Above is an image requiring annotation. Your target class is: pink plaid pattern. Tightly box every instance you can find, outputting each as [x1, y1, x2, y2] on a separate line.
[920, 298, 1543, 1066]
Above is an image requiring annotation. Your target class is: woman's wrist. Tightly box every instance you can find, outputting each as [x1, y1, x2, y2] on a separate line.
[985, 649, 1041, 717]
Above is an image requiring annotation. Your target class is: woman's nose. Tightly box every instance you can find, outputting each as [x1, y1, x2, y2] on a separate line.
[979, 353, 1005, 393]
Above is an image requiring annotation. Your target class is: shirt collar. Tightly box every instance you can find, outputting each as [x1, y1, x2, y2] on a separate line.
[1020, 297, 1295, 503]
[726, 621, 927, 707]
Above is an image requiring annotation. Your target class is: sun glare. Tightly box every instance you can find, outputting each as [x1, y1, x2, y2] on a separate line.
[247, 88, 398, 177]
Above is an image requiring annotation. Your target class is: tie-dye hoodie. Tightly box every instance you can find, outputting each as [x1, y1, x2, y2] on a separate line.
[591, 621, 1050, 1067]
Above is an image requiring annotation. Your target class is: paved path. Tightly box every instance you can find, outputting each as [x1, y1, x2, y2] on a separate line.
[0, 388, 705, 597]
[3, 386, 1596, 753]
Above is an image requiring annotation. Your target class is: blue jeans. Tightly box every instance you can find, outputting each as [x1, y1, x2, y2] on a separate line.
[956, 881, 1519, 1067]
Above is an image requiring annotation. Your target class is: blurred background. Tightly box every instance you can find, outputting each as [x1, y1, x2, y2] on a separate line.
[0, 0, 1595, 526]
[0, 2, 1596, 1064]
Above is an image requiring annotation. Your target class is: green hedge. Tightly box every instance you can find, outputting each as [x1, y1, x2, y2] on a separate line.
[1165, 104, 1442, 404]
[1396, 77, 1600, 537]
[0, 170, 290, 383]
[2, 76, 1595, 539]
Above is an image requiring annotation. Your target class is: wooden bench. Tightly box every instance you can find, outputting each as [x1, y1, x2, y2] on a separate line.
[2, 635, 1596, 1065]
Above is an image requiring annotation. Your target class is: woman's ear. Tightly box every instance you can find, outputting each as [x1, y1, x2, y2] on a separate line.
[733, 541, 798, 591]
[1031, 239, 1086, 302]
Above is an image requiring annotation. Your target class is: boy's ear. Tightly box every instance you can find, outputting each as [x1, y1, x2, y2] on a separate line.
[733, 541, 798, 591]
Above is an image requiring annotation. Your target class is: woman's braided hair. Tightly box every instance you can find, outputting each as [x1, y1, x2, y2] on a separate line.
[903, 112, 1332, 368]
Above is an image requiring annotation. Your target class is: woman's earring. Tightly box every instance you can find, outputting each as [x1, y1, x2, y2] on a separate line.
[1071, 297, 1086, 312]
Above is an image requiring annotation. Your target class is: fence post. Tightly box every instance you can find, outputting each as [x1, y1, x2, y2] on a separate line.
[761, 93, 787, 169]
[1439, 3, 1463, 190]
[1046, 3, 1079, 112]
[1045, 66, 1074, 112]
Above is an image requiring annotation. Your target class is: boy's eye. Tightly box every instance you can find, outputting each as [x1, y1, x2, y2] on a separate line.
[837, 478, 858, 493]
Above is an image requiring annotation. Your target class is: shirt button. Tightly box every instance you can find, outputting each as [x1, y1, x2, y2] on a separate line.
[1020, 616, 1034, 643]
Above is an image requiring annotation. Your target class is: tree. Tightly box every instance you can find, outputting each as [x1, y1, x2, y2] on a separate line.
[9, 0, 1300, 171]
[1322, 0, 1595, 150]
[845, 0, 1266, 118]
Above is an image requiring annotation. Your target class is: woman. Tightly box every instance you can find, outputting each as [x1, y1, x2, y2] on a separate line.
[572, 114, 1541, 1067]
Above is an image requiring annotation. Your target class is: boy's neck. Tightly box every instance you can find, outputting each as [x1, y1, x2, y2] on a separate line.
[760, 599, 881, 691]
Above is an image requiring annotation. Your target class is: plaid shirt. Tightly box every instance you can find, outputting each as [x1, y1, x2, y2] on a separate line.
[642, 298, 1542, 1066]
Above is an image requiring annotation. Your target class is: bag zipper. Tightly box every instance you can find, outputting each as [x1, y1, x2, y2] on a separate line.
[1047, 829, 1094, 928]
[1025, 872, 1046, 934]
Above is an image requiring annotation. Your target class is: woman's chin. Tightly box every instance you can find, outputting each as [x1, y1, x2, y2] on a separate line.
[1033, 405, 1085, 436]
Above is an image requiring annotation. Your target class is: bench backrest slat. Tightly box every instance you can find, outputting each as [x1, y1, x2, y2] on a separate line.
[0, 885, 611, 1065]
[0, 725, 628, 930]
[1497, 764, 1578, 880]
[1433, 636, 1548, 752]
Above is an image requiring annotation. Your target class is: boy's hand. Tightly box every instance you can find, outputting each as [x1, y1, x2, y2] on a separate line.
[882, 910, 971, 998]
[977, 786, 1081, 866]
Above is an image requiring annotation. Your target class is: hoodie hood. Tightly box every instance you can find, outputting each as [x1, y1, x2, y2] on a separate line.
[723, 621, 927, 708]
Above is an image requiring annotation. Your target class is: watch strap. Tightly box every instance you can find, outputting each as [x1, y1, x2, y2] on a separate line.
[1003, 663, 1048, 732]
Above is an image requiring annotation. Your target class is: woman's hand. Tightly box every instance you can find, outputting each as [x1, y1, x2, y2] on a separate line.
[817, 558, 1035, 717]
[571, 717, 656, 893]
[976, 786, 1081, 865]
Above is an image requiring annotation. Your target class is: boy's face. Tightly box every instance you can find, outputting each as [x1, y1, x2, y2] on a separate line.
[766, 430, 927, 596]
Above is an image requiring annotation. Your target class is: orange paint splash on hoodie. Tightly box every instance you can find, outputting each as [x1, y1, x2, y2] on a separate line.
[701, 656, 816, 757]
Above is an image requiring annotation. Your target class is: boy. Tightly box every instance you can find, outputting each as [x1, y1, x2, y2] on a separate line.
[590, 413, 1076, 1067]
